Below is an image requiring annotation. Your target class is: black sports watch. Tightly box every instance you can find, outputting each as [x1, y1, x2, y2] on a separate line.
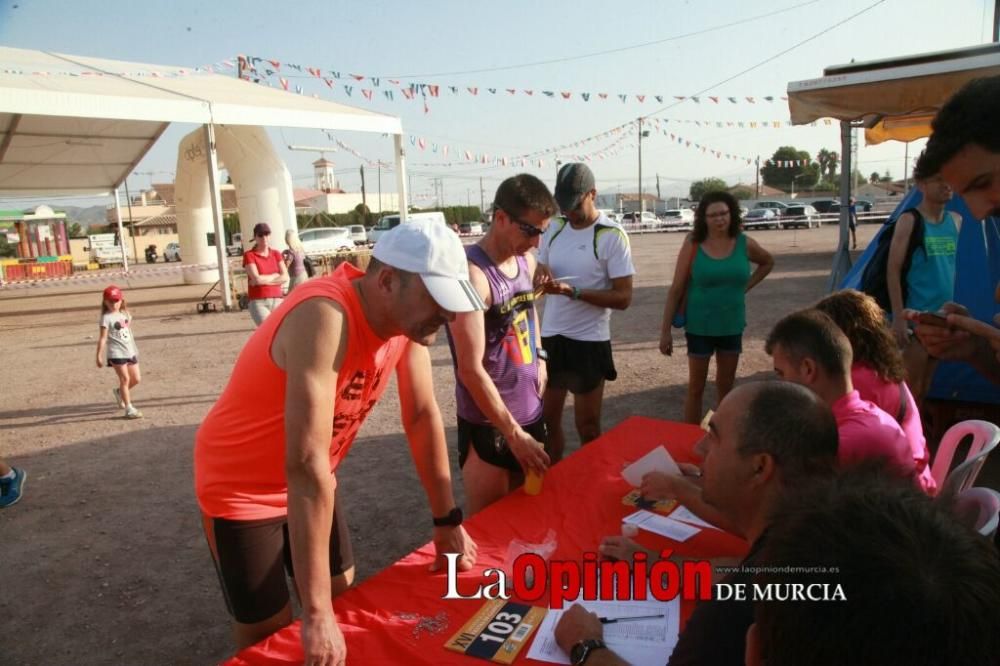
[432, 507, 463, 527]
[570, 638, 607, 665]
[536, 347, 549, 362]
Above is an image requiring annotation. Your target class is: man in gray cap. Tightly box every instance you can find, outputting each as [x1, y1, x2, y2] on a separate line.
[195, 219, 483, 664]
[536, 163, 635, 461]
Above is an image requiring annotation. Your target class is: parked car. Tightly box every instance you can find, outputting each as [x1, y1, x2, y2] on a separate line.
[781, 204, 820, 229]
[661, 209, 695, 231]
[743, 207, 780, 229]
[621, 211, 658, 226]
[459, 221, 483, 235]
[298, 227, 354, 257]
[810, 199, 840, 214]
[369, 211, 447, 244]
[853, 199, 874, 212]
[348, 224, 368, 246]
[163, 241, 182, 262]
[752, 200, 790, 213]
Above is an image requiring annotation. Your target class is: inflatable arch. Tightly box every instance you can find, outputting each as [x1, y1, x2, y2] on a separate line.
[174, 125, 297, 284]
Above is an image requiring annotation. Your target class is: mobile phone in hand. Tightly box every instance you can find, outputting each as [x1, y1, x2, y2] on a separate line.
[917, 311, 949, 326]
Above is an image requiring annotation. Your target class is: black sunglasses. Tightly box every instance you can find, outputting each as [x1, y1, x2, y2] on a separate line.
[497, 207, 545, 237]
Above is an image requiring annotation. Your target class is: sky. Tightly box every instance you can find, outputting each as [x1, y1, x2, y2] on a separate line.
[0, 0, 996, 211]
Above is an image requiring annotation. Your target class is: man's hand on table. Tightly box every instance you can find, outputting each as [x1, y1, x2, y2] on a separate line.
[639, 465, 701, 501]
[554, 604, 603, 652]
[301, 608, 346, 666]
[429, 525, 478, 573]
[598, 536, 654, 563]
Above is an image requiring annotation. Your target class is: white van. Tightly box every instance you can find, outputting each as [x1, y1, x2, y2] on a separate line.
[369, 211, 447, 244]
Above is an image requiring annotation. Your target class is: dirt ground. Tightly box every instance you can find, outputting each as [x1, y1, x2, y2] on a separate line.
[0, 225, 881, 665]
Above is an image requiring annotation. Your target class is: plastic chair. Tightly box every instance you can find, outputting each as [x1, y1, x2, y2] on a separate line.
[952, 487, 1000, 539]
[930, 420, 1000, 497]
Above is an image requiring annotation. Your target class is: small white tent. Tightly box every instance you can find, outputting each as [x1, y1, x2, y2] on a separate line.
[0, 47, 407, 305]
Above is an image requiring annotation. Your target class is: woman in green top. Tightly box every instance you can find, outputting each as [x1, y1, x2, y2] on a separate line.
[659, 191, 774, 423]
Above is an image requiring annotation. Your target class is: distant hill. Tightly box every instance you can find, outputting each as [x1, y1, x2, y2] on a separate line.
[56, 205, 108, 227]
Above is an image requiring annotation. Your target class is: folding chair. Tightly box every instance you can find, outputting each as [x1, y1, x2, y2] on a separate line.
[952, 487, 1000, 539]
[930, 420, 999, 497]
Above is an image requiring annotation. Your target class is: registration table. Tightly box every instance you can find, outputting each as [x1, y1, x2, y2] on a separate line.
[227, 416, 749, 665]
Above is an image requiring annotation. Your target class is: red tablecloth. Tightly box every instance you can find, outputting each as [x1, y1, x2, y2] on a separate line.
[226, 416, 749, 665]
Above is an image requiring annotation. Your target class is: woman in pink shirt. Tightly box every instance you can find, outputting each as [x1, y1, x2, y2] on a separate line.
[815, 290, 936, 494]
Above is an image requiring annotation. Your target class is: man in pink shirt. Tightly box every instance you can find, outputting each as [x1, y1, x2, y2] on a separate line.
[766, 309, 915, 478]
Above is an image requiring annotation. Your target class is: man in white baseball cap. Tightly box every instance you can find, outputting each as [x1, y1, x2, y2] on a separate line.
[195, 218, 482, 663]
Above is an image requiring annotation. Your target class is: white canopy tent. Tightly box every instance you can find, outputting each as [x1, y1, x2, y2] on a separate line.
[0, 46, 407, 308]
[786, 43, 1000, 288]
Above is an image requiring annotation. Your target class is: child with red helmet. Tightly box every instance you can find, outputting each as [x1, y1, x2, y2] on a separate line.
[95, 285, 142, 419]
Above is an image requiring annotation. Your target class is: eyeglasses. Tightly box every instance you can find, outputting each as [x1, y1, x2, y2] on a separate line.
[497, 207, 545, 237]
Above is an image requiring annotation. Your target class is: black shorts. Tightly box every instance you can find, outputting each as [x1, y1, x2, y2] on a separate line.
[541, 335, 617, 394]
[201, 487, 354, 624]
[458, 415, 548, 472]
[107, 356, 138, 366]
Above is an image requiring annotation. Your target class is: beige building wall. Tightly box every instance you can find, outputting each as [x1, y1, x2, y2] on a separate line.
[69, 232, 180, 268]
[300, 192, 401, 215]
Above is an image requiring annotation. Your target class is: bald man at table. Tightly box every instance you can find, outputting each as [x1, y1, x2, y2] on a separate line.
[555, 381, 838, 666]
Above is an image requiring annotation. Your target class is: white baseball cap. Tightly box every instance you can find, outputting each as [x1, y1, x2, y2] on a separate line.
[373, 219, 486, 313]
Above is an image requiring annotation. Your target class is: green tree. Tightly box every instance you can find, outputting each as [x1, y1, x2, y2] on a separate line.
[869, 171, 881, 184]
[760, 146, 820, 191]
[689, 177, 728, 202]
[729, 185, 754, 200]
[68, 222, 85, 238]
[881, 170, 892, 183]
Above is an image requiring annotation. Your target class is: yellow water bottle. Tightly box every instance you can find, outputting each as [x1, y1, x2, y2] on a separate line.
[524, 470, 544, 495]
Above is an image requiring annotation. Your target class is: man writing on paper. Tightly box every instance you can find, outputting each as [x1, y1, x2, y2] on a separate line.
[555, 381, 838, 666]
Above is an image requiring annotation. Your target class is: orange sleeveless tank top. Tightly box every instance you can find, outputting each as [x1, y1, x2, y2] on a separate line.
[194, 263, 408, 520]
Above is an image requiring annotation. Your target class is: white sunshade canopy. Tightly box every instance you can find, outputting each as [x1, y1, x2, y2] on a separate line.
[0, 46, 403, 196]
[787, 43, 1000, 144]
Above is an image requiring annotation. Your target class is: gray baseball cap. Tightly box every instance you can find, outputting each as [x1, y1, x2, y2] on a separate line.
[554, 162, 595, 212]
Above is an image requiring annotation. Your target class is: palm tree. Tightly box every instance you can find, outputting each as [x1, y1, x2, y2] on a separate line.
[825, 151, 839, 179]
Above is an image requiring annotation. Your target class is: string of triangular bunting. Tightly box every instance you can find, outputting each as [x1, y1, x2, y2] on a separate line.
[239, 54, 788, 108]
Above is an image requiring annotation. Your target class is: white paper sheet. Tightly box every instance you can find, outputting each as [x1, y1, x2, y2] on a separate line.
[668, 505, 721, 531]
[621, 446, 682, 487]
[623, 509, 701, 542]
[526, 596, 680, 665]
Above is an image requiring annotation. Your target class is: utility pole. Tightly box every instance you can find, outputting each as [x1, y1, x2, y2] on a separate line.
[480, 177, 485, 213]
[656, 173, 661, 201]
[360, 165, 367, 211]
[994, 0, 1000, 41]
[903, 142, 910, 193]
[467, 188, 471, 206]
[755, 155, 761, 199]
[377, 161, 383, 216]
[638, 117, 644, 213]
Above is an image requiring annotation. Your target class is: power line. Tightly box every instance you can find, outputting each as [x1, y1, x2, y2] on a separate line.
[642, 0, 888, 120]
[379, 1, 821, 79]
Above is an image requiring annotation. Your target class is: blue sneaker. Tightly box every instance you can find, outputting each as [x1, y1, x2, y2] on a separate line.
[0, 468, 26, 508]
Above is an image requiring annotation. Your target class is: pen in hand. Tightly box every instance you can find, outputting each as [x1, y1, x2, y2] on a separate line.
[599, 614, 665, 624]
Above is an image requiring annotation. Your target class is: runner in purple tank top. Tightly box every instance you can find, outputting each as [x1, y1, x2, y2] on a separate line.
[447, 174, 558, 513]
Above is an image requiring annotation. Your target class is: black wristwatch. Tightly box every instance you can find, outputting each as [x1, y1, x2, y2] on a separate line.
[432, 507, 463, 527]
[571, 638, 607, 665]
[536, 347, 549, 362]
